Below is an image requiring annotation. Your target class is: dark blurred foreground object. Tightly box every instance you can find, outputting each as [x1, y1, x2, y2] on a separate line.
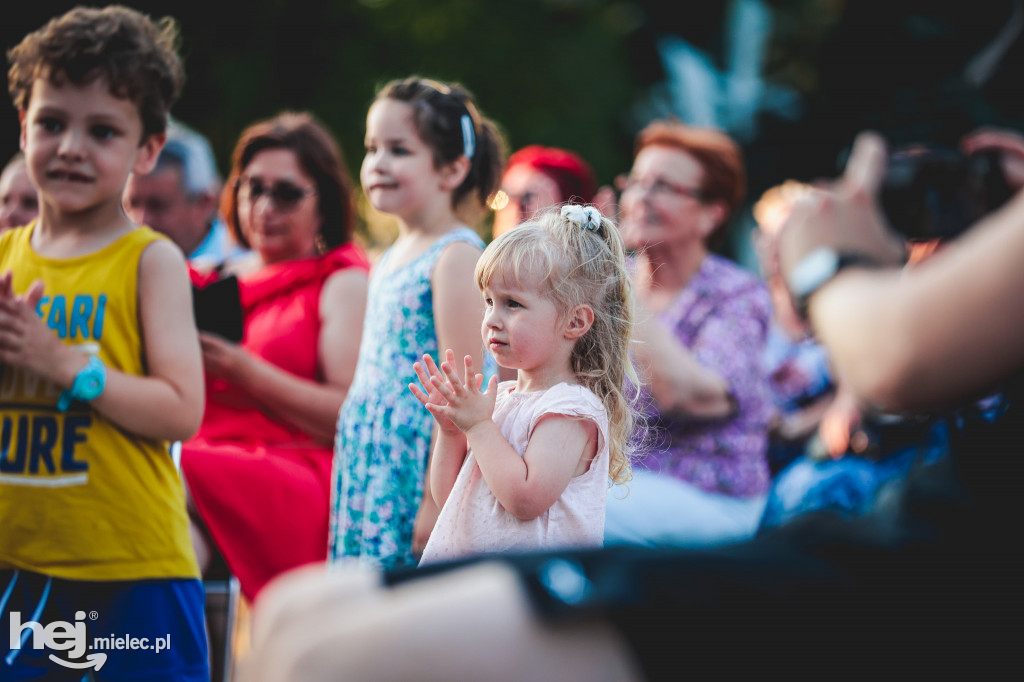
[782, 0, 1024, 185]
[389, 373, 1021, 677]
[880, 144, 1014, 241]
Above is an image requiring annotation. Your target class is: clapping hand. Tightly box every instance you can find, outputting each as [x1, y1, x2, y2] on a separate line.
[411, 349, 497, 436]
[0, 274, 68, 378]
[410, 350, 461, 435]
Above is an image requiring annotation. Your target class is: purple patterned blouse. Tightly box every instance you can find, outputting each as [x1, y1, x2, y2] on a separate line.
[636, 254, 773, 498]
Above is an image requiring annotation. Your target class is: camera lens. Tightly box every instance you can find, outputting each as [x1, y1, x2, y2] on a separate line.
[879, 144, 1011, 242]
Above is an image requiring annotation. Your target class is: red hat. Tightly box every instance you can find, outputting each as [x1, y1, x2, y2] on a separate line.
[504, 145, 597, 204]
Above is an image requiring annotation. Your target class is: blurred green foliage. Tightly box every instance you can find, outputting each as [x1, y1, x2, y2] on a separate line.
[4, 1, 1020, 252]
[2, 0, 646, 200]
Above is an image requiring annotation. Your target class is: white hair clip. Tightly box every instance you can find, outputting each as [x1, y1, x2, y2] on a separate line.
[561, 205, 603, 232]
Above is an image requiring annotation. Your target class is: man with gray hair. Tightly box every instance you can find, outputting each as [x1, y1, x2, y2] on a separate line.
[124, 117, 245, 267]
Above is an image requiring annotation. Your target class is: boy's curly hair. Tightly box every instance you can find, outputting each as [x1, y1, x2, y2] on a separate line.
[7, 5, 184, 138]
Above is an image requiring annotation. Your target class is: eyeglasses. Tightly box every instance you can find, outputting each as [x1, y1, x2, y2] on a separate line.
[237, 177, 317, 212]
[491, 189, 547, 215]
[504, 190, 540, 211]
[621, 175, 704, 200]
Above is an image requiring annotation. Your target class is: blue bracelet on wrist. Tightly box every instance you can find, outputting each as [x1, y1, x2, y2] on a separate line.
[57, 355, 107, 412]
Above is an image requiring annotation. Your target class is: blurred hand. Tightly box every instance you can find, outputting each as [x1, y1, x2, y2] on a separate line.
[778, 132, 907, 283]
[962, 126, 1024, 191]
[818, 385, 864, 459]
[0, 271, 13, 301]
[199, 331, 252, 383]
[0, 278, 80, 382]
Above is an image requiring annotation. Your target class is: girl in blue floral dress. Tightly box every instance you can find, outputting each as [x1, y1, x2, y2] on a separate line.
[330, 77, 505, 568]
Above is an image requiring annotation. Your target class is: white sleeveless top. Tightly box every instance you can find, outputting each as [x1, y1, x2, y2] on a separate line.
[421, 381, 610, 565]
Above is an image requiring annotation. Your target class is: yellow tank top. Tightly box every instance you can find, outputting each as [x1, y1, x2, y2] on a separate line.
[0, 223, 198, 580]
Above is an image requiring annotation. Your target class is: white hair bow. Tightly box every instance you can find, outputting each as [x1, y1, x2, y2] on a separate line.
[561, 205, 602, 232]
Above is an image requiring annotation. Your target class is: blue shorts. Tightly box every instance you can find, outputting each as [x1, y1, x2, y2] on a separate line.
[1, 569, 208, 681]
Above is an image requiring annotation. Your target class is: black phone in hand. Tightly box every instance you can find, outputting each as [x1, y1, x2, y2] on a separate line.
[192, 274, 244, 342]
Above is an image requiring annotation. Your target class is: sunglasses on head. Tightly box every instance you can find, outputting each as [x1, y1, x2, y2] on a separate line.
[237, 177, 317, 212]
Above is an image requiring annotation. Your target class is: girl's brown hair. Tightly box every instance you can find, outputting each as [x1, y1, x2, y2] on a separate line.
[376, 76, 506, 210]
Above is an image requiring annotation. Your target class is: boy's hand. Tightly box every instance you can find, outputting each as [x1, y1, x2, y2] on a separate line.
[426, 351, 498, 435]
[0, 271, 14, 300]
[409, 350, 460, 435]
[0, 279, 81, 383]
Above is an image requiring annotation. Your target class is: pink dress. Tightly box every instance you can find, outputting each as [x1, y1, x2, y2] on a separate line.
[420, 381, 610, 565]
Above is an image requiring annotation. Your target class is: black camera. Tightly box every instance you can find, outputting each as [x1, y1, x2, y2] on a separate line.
[879, 144, 1013, 242]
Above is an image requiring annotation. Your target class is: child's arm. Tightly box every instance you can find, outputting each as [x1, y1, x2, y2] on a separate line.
[0, 242, 203, 442]
[199, 268, 367, 445]
[471, 416, 597, 521]
[414, 240, 489, 535]
[428, 355, 598, 521]
[432, 240, 489, 390]
[410, 350, 469, 508]
[96, 241, 204, 440]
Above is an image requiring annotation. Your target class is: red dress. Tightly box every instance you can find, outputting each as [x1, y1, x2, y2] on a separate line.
[181, 243, 370, 599]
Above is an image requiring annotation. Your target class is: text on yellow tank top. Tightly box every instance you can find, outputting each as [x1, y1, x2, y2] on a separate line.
[0, 223, 198, 580]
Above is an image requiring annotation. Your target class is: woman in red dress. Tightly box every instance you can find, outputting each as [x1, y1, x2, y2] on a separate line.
[182, 112, 369, 600]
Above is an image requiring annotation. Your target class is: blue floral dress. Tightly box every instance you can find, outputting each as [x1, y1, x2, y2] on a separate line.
[329, 227, 494, 568]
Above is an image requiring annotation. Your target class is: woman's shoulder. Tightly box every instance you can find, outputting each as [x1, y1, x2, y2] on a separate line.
[324, 241, 372, 273]
[696, 255, 770, 309]
[322, 266, 369, 302]
[699, 254, 765, 291]
[320, 245, 371, 292]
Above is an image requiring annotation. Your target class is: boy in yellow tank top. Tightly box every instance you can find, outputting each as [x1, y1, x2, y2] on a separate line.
[0, 7, 208, 680]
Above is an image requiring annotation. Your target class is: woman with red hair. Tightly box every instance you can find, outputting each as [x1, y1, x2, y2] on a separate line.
[491, 145, 597, 238]
[606, 120, 773, 548]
